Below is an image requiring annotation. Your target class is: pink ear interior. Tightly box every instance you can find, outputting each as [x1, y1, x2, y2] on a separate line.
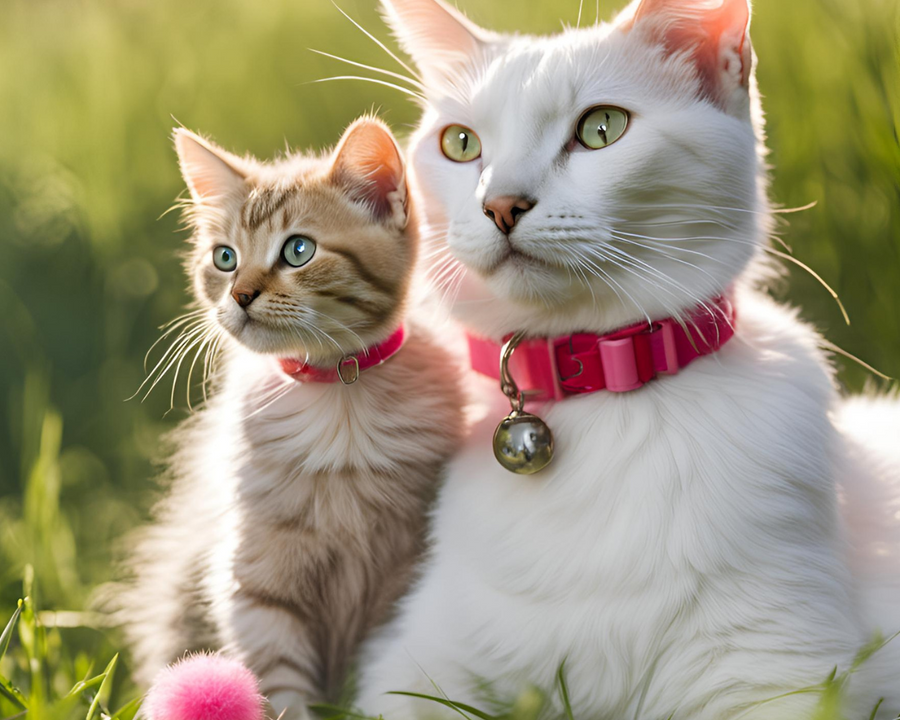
[627, 0, 751, 103]
[173, 129, 247, 202]
[331, 118, 405, 220]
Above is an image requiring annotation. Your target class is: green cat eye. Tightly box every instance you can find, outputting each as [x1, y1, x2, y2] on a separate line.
[440, 125, 482, 163]
[282, 235, 316, 268]
[576, 106, 629, 150]
[212, 245, 237, 272]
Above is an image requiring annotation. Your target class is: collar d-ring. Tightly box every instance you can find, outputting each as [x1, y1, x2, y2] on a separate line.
[337, 355, 360, 385]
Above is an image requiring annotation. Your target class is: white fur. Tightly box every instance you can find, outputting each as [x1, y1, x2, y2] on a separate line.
[356, 0, 900, 717]
[360, 290, 900, 719]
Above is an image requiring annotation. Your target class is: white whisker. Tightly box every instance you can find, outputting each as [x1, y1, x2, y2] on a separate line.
[309, 49, 425, 91]
[311, 76, 425, 101]
[329, 1, 422, 82]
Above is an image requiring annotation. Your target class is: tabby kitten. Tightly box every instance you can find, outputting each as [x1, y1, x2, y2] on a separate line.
[120, 118, 464, 720]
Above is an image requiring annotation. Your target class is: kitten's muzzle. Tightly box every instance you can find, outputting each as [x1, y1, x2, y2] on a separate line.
[483, 195, 536, 235]
[232, 287, 261, 308]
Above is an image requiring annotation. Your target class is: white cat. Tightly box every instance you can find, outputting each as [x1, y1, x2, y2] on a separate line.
[355, 0, 900, 718]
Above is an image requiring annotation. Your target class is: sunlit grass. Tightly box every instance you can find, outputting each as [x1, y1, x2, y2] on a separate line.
[0, 0, 897, 715]
[0, 570, 140, 720]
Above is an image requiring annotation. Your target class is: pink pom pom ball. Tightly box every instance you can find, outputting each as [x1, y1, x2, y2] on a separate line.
[143, 654, 265, 720]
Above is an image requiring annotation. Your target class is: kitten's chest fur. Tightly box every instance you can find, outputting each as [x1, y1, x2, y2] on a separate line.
[210, 325, 464, 697]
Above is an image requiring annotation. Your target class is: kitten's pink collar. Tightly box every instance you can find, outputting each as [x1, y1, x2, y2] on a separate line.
[279, 326, 406, 385]
[467, 296, 736, 401]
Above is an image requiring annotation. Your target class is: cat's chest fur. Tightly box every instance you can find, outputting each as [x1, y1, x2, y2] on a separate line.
[424, 291, 868, 714]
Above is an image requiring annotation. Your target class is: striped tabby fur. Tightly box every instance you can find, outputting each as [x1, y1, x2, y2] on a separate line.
[115, 118, 465, 719]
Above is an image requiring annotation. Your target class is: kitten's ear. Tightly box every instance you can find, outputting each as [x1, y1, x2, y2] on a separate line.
[617, 0, 753, 116]
[330, 117, 407, 226]
[380, 0, 495, 86]
[174, 128, 248, 202]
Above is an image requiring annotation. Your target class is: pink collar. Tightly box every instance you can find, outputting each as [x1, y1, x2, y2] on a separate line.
[279, 325, 406, 384]
[467, 296, 736, 401]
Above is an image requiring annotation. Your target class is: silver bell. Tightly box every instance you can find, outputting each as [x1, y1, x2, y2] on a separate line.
[493, 409, 554, 475]
[492, 331, 555, 475]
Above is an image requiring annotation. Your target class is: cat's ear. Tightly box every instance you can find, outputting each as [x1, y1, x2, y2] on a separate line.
[330, 117, 407, 226]
[380, 0, 495, 86]
[174, 128, 248, 202]
[617, 0, 753, 116]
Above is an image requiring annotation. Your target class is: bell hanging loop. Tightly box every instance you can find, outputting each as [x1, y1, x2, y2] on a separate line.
[499, 331, 527, 412]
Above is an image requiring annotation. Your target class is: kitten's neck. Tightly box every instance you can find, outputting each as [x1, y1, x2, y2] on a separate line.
[278, 325, 407, 384]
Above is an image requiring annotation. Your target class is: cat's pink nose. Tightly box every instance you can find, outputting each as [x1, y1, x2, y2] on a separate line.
[232, 287, 260, 308]
[483, 196, 535, 235]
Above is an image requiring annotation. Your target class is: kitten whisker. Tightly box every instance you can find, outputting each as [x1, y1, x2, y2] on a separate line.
[158, 307, 207, 331]
[240, 376, 297, 421]
[130, 321, 211, 402]
[146, 325, 217, 406]
[434, 263, 467, 311]
[167, 329, 215, 412]
[185, 327, 222, 411]
[428, 255, 464, 288]
[144, 313, 208, 372]
[306, 308, 365, 349]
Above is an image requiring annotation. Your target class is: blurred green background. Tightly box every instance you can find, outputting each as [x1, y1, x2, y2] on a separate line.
[0, 0, 897, 684]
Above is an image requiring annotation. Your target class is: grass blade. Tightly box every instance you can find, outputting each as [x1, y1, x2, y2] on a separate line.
[85, 654, 118, 720]
[65, 673, 106, 700]
[308, 703, 378, 720]
[867, 698, 884, 720]
[556, 660, 575, 720]
[111, 696, 143, 720]
[0, 678, 28, 710]
[0, 601, 23, 663]
[387, 692, 497, 720]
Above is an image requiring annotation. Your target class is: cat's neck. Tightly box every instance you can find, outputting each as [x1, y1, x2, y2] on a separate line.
[452, 283, 740, 342]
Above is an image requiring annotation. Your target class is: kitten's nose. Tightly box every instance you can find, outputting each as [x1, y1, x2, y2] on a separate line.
[483, 196, 535, 235]
[232, 287, 260, 308]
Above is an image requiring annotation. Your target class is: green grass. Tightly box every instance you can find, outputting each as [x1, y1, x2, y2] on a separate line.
[314, 655, 898, 720]
[0, 570, 141, 720]
[0, 0, 898, 716]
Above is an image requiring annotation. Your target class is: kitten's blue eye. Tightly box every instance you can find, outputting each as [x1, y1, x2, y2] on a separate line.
[282, 235, 316, 267]
[213, 246, 237, 272]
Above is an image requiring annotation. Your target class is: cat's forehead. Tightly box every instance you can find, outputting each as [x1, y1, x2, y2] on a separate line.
[436, 24, 694, 129]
